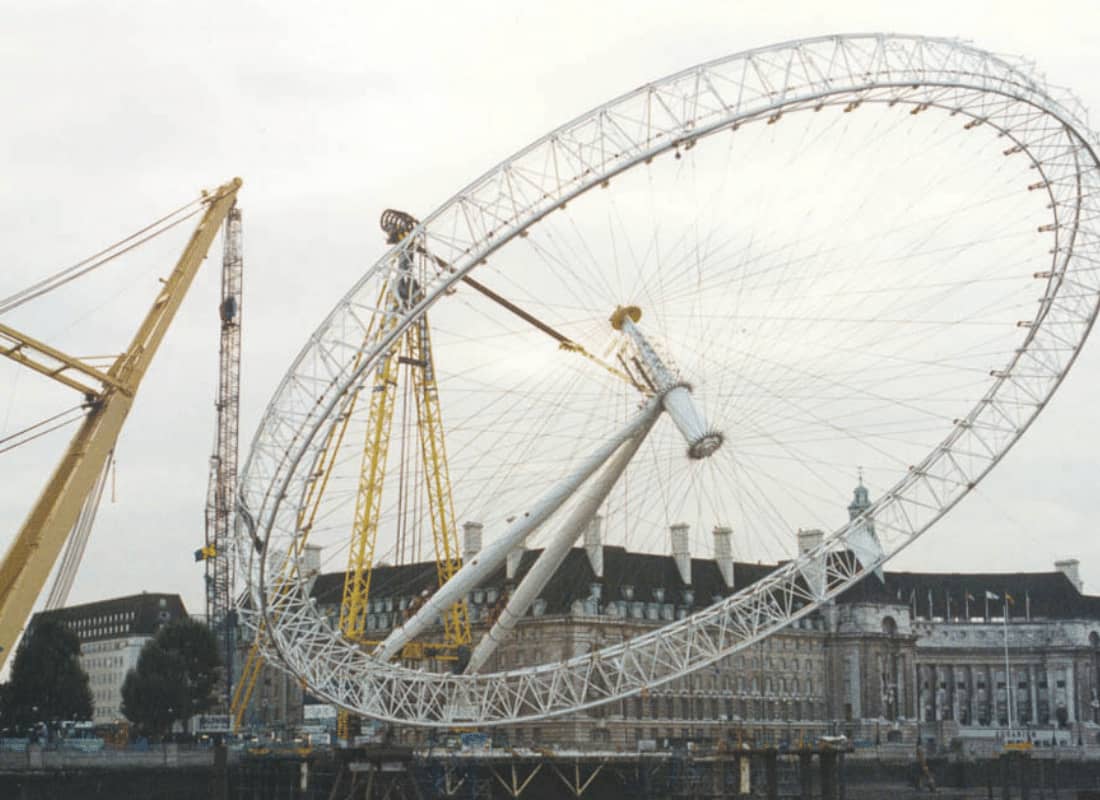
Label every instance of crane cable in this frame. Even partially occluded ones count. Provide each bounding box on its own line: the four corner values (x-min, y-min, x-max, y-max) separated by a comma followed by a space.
0, 197, 205, 316
0, 403, 87, 455
45, 449, 113, 610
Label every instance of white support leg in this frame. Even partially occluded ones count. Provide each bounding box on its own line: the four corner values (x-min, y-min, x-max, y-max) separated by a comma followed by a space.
464, 410, 657, 674
373, 397, 662, 662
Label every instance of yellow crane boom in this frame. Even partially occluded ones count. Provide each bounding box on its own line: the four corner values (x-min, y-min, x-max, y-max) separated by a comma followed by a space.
409, 314, 470, 647
0, 178, 242, 670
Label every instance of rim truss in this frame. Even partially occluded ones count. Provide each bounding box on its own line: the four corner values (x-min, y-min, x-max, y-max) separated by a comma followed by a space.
236, 34, 1100, 727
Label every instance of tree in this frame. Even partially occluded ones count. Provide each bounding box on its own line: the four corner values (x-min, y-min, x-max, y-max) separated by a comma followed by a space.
121, 618, 220, 737
1, 619, 92, 729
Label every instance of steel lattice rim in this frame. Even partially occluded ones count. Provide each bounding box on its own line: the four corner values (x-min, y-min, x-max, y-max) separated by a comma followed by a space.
235, 34, 1100, 727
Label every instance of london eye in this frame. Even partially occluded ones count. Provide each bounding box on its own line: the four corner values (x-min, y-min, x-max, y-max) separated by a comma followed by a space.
234, 35, 1100, 727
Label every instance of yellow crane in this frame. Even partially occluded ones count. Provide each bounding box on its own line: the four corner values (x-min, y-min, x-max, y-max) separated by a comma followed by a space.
232, 210, 470, 738
0, 178, 242, 670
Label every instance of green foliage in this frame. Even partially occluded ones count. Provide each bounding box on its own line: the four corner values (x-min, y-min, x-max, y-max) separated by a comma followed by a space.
121, 618, 220, 736
1, 619, 92, 728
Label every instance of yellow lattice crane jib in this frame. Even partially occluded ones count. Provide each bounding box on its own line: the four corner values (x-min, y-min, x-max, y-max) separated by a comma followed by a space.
0, 179, 242, 671
232, 212, 471, 740
335, 211, 471, 741
339, 329, 401, 637
409, 313, 470, 645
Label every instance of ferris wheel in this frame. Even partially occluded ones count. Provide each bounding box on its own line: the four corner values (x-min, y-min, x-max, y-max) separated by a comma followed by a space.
235, 34, 1100, 727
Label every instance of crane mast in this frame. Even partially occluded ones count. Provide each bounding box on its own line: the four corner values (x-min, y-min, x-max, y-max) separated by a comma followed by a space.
0, 179, 242, 671
202, 206, 243, 711
232, 209, 470, 739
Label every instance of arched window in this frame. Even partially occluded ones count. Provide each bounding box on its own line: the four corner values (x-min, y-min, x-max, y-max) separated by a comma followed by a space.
882, 616, 898, 635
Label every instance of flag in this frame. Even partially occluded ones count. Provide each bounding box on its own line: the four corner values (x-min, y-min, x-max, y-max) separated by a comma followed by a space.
985, 591, 999, 600
966, 592, 975, 602
1004, 592, 1015, 605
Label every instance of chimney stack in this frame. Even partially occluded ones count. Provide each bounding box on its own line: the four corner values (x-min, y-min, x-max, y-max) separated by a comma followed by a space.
798, 528, 826, 599
462, 521, 483, 565
712, 526, 734, 588
1055, 558, 1083, 592
506, 545, 524, 580
585, 515, 604, 578
670, 523, 692, 585
302, 544, 322, 593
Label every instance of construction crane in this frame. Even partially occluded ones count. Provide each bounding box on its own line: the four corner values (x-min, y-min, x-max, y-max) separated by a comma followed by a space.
230, 209, 471, 738
196, 206, 243, 715
0, 178, 242, 670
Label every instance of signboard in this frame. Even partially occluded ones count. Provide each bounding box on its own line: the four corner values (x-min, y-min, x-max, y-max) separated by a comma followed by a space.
196, 714, 230, 733
303, 704, 338, 721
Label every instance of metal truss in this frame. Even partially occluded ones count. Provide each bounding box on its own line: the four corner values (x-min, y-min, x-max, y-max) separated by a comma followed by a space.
235, 35, 1100, 726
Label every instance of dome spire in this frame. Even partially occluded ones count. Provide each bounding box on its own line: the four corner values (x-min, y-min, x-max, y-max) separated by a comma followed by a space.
848, 468, 871, 520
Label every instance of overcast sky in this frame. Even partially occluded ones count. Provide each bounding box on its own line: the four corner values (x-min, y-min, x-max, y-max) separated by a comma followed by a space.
2, 0, 1100, 650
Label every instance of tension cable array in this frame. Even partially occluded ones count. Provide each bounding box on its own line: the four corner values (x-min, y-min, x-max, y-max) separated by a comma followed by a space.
0, 404, 88, 456
0, 196, 205, 316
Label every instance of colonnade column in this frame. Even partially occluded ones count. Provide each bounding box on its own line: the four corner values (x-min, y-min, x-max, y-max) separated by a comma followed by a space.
972, 664, 981, 730
1029, 665, 1038, 725
990, 664, 998, 726
1066, 664, 1076, 723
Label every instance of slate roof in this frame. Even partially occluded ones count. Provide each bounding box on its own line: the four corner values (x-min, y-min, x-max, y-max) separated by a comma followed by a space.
842, 568, 1100, 620
31, 592, 189, 643
311, 547, 1100, 622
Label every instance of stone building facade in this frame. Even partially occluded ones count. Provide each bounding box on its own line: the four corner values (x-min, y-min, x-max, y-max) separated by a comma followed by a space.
253, 483, 1100, 752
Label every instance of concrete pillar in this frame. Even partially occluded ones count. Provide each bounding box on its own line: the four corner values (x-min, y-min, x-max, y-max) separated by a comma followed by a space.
670, 523, 692, 585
